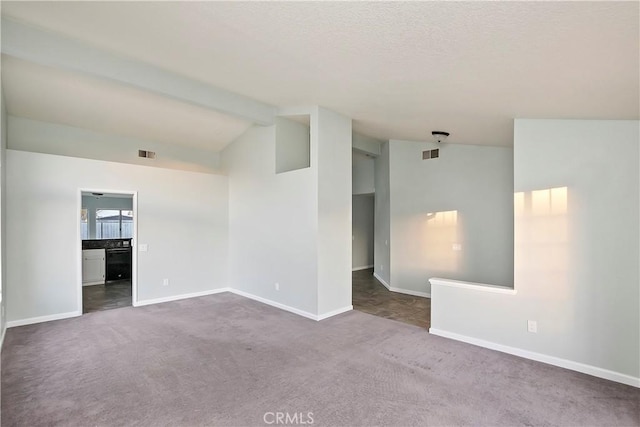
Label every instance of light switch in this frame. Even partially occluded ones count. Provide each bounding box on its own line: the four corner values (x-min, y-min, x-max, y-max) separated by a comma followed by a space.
139, 244, 148, 252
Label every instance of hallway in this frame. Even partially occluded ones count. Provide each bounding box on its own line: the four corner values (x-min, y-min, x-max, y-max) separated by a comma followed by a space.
352, 269, 431, 329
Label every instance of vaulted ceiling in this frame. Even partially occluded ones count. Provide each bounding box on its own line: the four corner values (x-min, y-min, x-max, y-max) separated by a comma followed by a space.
2, 1, 638, 151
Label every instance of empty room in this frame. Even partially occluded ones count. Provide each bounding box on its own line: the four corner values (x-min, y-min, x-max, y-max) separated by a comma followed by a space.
1, 2, 638, 426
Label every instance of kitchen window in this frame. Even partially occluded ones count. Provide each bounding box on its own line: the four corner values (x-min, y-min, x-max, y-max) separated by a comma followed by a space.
96, 209, 133, 239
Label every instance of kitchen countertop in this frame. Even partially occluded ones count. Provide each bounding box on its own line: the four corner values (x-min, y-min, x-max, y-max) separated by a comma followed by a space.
82, 239, 132, 250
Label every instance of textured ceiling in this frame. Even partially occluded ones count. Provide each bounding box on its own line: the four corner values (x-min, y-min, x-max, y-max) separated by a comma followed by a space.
2, 1, 638, 148
2, 56, 251, 152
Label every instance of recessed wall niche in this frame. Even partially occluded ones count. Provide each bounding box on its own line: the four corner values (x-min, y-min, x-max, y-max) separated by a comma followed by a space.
275, 115, 310, 174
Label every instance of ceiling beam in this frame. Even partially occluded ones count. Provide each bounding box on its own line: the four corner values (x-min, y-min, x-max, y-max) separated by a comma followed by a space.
1, 18, 276, 125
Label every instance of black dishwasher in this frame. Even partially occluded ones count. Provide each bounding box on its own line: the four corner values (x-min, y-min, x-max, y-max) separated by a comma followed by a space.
105, 247, 132, 282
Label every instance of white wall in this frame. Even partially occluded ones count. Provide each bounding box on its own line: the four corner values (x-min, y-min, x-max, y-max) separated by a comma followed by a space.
223, 107, 352, 318
6, 150, 228, 322
374, 142, 391, 285
223, 124, 319, 314
389, 140, 514, 294
8, 116, 221, 174
431, 119, 640, 385
315, 107, 352, 315
353, 132, 382, 156
352, 151, 375, 195
81, 195, 133, 239
352, 194, 374, 270
0, 89, 7, 341
82, 195, 133, 211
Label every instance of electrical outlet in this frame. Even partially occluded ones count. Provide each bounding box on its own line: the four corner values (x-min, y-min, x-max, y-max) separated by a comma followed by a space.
139, 244, 148, 252
275, 282, 279, 291
452, 243, 462, 251
380, 265, 384, 271
527, 320, 537, 333
163, 278, 169, 286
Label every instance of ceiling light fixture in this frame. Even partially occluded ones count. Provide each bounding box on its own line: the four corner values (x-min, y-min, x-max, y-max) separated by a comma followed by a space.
432, 131, 450, 143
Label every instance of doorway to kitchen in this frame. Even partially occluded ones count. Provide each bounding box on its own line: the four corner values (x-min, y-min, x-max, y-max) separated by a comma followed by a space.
79, 190, 137, 314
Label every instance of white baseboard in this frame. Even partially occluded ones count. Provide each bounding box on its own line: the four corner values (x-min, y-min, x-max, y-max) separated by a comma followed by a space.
352, 265, 374, 271
4, 287, 350, 329
228, 288, 317, 320
82, 281, 104, 287
373, 272, 431, 298
373, 272, 391, 289
0, 325, 6, 351
228, 289, 352, 321
7, 311, 81, 328
134, 288, 230, 307
430, 277, 516, 295
390, 287, 430, 298
317, 305, 353, 320
429, 328, 640, 388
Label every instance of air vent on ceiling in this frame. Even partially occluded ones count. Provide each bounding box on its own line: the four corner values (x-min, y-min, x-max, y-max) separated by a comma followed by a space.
138, 150, 156, 159
422, 149, 440, 160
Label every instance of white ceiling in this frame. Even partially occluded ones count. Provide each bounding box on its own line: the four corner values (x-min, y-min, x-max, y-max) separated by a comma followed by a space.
1, 56, 251, 152
2, 1, 638, 148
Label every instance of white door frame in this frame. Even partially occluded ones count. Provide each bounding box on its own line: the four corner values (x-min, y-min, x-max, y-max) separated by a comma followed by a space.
77, 188, 139, 312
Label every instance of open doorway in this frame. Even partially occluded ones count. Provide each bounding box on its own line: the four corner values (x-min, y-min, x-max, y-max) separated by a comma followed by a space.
79, 190, 137, 314
350, 150, 431, 329
352, 193, 375, 271
352, 268, 431, 328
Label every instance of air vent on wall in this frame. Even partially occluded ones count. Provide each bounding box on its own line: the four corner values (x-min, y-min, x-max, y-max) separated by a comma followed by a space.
138, 150, 156, 159
422, 149, 440, 160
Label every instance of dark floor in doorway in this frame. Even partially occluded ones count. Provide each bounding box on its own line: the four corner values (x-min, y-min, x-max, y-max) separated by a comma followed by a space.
352, 268, 431, 328
82, 281, 132, 314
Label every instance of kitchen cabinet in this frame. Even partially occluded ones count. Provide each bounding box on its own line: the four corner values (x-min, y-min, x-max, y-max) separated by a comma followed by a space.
82, 249, 105, 285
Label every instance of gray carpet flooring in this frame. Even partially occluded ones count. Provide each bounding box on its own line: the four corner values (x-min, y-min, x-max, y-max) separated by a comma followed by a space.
2, 292, 639, 426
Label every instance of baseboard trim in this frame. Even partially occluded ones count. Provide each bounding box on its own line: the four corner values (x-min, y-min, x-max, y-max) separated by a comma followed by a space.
317, 305, 353, 320
352, 265, 374, 271
7, 311, 82, 328
430, 277, 516, 295
82, 281, 105, 287
0, 325, 6, 351
228, 289, 317, 320
134, 288, 231, 307
228, 289, 352, 321
429, 328, 640, 388
3, 288, 350, 329
390, 287, 431, 298
373, 272, 430, 298
373, 272, 391, 289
